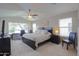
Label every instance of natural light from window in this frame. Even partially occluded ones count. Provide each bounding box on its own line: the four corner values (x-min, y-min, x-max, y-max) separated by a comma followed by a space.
8, 22, 28, 34
59, 17, 72, 37
32, 23, 37, 33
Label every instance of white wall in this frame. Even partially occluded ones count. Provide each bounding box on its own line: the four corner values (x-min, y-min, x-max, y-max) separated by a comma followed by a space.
34, 11, 78, 33
49, 11, 78, 32
35, 19, 49, 29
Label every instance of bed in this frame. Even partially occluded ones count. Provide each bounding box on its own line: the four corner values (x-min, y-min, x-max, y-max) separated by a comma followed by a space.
22, 29, 52, 50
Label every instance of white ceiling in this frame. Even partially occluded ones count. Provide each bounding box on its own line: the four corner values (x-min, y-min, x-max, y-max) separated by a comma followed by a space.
0, 3, 79, 17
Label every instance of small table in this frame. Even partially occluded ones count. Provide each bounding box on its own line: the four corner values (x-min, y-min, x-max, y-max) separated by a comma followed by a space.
50, 34, 60, 44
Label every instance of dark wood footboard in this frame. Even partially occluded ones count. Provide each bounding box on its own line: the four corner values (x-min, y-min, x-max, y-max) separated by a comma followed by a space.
22, 37, 50, 50
22, 37, 36, 50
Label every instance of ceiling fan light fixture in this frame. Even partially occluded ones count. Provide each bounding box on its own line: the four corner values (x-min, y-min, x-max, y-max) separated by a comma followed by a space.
28, 15, 32, 19
26, 9, 38, 21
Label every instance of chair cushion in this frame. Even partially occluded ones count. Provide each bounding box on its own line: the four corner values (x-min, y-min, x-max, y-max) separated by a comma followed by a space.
63, 39, 69, 43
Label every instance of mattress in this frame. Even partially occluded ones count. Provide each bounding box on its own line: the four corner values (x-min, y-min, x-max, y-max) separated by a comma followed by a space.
23, 32, 51, 47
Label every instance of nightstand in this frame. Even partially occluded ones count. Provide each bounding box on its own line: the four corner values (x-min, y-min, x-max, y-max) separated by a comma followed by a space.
50, 34, 60, 44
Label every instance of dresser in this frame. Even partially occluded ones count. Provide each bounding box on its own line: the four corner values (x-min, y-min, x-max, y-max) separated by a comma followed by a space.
0, 36, 11, 56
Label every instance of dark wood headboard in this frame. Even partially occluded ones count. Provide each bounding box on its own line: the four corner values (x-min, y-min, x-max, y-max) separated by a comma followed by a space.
47, 29, 52, 33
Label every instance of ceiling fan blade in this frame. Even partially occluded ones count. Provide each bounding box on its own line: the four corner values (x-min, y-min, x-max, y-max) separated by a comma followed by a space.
32, 14, 38, 16
27, 9, 38, 17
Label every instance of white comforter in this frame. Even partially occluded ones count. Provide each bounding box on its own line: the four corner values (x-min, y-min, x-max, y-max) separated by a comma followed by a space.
23, 31, 51, 47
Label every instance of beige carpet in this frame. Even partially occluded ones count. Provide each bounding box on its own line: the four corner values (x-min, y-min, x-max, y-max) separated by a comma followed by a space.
11, 40, 76, 56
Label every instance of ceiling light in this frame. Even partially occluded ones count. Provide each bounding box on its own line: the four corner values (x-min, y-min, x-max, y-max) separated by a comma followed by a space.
28, 15, 32, 19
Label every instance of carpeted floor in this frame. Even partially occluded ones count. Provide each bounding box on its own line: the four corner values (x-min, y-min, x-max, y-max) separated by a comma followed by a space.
11, 40, 76, 56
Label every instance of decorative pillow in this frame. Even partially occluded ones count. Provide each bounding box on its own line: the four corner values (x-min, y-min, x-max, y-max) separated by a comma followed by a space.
35, 30, 48, 34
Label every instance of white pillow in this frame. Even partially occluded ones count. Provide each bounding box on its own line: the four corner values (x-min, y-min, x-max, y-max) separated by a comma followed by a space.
35, 30, 48, 34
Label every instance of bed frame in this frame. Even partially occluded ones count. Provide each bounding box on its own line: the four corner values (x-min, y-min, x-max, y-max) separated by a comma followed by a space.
22, 37, 51, 50
22, 28, 52, 50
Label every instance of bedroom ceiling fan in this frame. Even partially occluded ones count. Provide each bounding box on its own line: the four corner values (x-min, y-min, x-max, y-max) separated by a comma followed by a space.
27, 9, 38, 19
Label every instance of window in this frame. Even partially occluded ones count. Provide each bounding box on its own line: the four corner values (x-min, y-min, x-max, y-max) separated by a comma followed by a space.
8, 22, 28, 34
59, 18, 72, 37
32, 23, 37, 33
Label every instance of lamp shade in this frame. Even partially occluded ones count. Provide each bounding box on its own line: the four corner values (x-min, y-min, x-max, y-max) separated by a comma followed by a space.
53, 27, 60, 35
